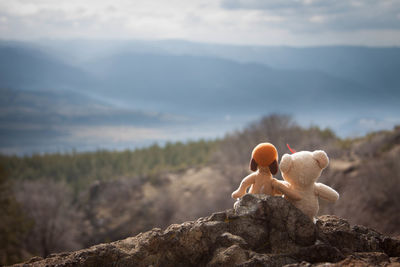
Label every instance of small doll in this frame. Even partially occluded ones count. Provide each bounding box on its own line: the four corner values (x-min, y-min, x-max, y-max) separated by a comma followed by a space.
231, 143, 282, 199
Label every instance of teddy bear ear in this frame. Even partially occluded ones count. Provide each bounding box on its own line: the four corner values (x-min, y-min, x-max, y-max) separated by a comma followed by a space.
312, 150, 329, 169
279, 154, 292, 173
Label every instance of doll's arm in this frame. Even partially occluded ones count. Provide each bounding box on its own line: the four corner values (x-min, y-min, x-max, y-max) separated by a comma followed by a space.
232, 174, 256, 199
314, 183, 339, 202
272, 180, 302, 201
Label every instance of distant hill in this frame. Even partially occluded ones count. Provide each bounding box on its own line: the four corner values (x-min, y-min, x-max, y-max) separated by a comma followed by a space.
82, 51, 381, 115
0, 42, 92, 91
103, 40, 400, 92
35, 39, 400, 91
2, 41, 396, 115
0, 88, 183, 154
1, 40, 399, 153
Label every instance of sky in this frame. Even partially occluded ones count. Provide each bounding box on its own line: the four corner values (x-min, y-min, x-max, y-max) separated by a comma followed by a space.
1, 0, 400, 46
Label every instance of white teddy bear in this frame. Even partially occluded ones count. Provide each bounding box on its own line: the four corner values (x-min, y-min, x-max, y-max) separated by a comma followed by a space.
272, 150, 339, 221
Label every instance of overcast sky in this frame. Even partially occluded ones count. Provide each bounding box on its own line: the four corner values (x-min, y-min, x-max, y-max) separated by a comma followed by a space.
1, 0, 400, 46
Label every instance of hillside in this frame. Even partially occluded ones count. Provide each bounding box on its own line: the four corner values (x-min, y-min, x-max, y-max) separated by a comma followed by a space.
318, 126, 400, 235
1, 139, 217, 194
1, 115, 399, 265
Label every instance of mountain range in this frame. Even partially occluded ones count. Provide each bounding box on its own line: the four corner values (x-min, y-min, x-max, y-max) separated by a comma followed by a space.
1, 39, 399, 154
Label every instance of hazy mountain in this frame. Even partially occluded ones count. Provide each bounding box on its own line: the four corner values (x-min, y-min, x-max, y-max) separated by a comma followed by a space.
1, 40, 399, 153
1, 42, 390, 115
0, 88, 186, 154
101, 40, 400, 92
0, 87, 181, 126
84, 52, 367, 115
34, 39, 400, 92
0, 42, 94, 91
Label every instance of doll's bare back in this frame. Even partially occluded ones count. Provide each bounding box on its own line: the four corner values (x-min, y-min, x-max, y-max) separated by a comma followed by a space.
231, 143, 280, 199
232, 168, 281, 199
249, 171, 275, 195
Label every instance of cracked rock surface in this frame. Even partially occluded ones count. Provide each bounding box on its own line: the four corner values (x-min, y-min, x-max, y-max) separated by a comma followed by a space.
12, 194, 400, 267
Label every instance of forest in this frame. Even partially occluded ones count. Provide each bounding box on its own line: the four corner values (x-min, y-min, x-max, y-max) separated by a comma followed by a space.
0, 140, 218, 195
1, 114, 399, 265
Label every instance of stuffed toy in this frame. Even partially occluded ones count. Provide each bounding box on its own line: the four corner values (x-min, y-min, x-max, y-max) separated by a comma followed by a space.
231, 143, 282, 199
272, 149, 339, 221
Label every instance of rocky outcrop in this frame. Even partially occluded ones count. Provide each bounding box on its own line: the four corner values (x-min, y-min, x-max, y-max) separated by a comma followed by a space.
13, 194, 400, 267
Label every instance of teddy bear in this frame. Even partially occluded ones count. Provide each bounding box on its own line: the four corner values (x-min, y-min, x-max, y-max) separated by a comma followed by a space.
272, 150, 339, 221
231, 143, 283, 199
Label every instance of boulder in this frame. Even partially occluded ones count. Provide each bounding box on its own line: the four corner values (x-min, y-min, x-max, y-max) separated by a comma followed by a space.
12, 194, 400, 267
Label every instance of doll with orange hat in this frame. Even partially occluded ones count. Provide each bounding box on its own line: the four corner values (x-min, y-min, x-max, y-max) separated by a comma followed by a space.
231, 143, 282, 199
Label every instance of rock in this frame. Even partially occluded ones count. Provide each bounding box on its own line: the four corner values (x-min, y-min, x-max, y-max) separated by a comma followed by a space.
231, 194, 316, 252
11, 194, 400, 267
316, 215, 387, 254
208, 244, 249, 266
383, 236, 400, 257
25, 256, 43, 263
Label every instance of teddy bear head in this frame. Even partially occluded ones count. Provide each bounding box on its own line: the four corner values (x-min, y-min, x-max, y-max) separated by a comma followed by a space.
279, 150, 329, 187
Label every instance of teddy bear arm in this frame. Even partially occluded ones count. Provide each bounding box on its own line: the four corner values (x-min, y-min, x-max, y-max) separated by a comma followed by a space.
271, 178, 283, 196
272, 180, 302, 201
231, 174, 256, 199
272, 186, 283, 196
314, 183, 339, 202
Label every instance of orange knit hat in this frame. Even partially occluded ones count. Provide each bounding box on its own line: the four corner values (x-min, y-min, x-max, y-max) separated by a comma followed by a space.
251, 143, 278, 167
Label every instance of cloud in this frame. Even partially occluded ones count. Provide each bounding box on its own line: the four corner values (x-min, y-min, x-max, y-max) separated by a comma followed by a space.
0, 0, 218, 40
0, 0, 400, 46
221, 0, 341, 11
221, 0, 400, 32
222, 0, 308, 10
